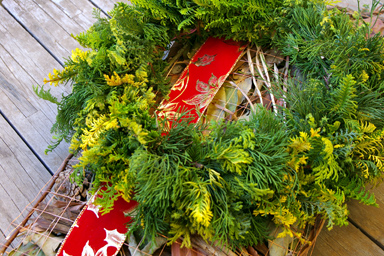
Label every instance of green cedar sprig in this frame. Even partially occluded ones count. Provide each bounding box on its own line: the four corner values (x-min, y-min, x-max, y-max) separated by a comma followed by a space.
33, 0, 384, 250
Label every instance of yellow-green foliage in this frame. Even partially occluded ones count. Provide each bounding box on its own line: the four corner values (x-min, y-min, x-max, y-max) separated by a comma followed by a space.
35, 0, 384, 250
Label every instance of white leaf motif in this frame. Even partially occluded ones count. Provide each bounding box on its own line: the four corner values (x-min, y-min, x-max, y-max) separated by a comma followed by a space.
82, 241, 95, 256
87, 196, 101, 218
104, 228, 126, 248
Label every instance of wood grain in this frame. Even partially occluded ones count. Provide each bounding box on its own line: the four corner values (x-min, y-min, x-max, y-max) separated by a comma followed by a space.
2, 0, 93, 60
312, 222, 384, 256
40, 0, 97, 32
89, 0, 117, 12
2, 0, 72, 60
90, 0, 131, 13
0, 90, 68, 170
347, 183, 384, 246
1, 0, 384, 255
0, 179, 23, 246
0, 114, 51, 242
0, 7, 69, 170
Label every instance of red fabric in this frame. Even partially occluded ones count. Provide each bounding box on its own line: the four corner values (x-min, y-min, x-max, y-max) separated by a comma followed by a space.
57, 196, 138, 256
57, 37, 245, 256
158, 37, 247, 123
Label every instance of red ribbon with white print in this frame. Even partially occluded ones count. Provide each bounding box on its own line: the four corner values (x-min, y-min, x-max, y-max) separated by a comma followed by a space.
57, 37, 246, 256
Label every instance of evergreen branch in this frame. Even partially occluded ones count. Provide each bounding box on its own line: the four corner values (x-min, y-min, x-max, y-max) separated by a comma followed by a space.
33, 84, 59, 104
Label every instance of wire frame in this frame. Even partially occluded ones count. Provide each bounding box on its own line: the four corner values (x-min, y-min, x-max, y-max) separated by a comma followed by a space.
0, 154, 84, 256
1, 46, 323, 256
166, 44, 292, 127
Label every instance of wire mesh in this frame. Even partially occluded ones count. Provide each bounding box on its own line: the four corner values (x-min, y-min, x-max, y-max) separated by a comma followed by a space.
0, 154, 85, 256
165, 44, 292, 127
1, 45, 324, 256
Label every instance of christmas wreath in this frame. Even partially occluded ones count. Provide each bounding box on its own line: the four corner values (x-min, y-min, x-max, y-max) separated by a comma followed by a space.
36, 0, 384, 254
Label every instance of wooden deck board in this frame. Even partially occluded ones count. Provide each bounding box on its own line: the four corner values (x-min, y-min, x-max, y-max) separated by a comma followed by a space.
313, 221, 384, 255
0, 179, 23, 245
0, 42, 57, 121
0, 60, 37, 118
3, 0, 83, 60
91, 0, 131, 13
313, 184, 384, 255
0, 20, 69, 168
0, 113, 51, 189
33, 0, 95, 36
90, 0, 119, 13
50, 0, 100, 30
0, 90, 68, 170
1, 0, 384, 255
347, 184, 384, 246
0, 114, 51, 243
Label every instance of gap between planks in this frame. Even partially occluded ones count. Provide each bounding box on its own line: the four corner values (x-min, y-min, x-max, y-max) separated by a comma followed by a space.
0, 5, 69, 176
0, 0, 128, 174
313, 221, 384, 256
3, 0, 384, 255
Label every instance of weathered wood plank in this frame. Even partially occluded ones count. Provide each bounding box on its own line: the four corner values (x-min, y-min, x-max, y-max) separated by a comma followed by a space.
0, 230, 6, 248
0, 42, 58, 121
312, 222, 384, 256
0, 179, 23, 246
39, 0, 98, 32
31, 0, 88, 37
0, 116, 50, 190
2, 0, 71, 60
90, 0, 131, 13
0, 163, 26, 214
0, 6, 68, 94
89, 0, 117, 12
0, 8, 68, 170
0, 90, 68, 170
2, 0, 90, 60
347, 183, 384, 246
336, 0, 382, 14
0, 59, 38, 119
0, 34, 69, 169
0, 114, 51, 241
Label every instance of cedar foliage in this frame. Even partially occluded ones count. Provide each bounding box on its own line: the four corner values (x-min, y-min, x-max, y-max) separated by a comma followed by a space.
130, 0, 312, 45
36, 0, 384, 250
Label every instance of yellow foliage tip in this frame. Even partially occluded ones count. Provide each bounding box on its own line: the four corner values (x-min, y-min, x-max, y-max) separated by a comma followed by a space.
69, 137, 81, 152
43, 68, 63, 86
104, 71, 136, 86
321, 138, 334, 158
360, 121, 376, 134
288, 132, 312, 154
71, 48, 89, 63
190, 185, 213, 227
360, 70, 369, 83
276, 228, 293, 239
310, 128, 321, 138
325, 0, 341, 6
298, 156, 308, 165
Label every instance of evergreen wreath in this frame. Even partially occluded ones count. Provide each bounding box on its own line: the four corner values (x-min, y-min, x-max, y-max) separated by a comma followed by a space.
36, 0, 384, 252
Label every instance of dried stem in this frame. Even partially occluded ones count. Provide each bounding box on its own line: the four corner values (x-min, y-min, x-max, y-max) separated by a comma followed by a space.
229, 81, 255, 113
0, 154, 74, 255
258, 51, 277, 114
247, 47, 263, 105
165, 43, 189, 74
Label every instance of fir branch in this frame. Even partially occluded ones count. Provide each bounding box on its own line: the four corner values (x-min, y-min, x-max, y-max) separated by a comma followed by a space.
33, 84, 59, 104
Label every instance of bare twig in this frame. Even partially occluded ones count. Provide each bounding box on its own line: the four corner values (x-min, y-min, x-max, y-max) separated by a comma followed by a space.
229, 81, 255, 113
247, 47, 263, 105
0, 154, 74, 255
258, 51, 277, 114
165, 43, 189, 75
